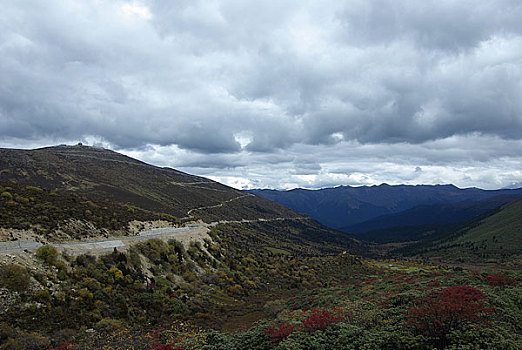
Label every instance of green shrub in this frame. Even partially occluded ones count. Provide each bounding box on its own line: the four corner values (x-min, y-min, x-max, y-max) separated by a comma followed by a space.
35, 290, 51, 303
36, 245, 58, 265
0, 191, 13, 200
25, 186, 43, 193
0, 264, 31, 292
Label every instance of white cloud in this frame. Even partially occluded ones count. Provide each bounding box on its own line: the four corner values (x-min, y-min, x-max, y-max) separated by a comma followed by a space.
1, 0, 522, 189
119, 3, 152, 20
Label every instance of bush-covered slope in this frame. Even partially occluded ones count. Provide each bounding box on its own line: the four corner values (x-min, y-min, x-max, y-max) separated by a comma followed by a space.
0, 218, 369, 349
0, 180, 178, 241
397, 197, 522, 264
344, 195, 521, 243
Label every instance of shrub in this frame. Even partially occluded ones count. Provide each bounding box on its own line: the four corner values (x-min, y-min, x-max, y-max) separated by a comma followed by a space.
36, 290, 52, 302
25, 186, 43, 193
47, 340, 76, 350
0, 264, 31, 292
485, 273, 517, 286
36, 245, 58, 265
151, 343, 185, 350
0, 191, 13, 200
264, 321, 296, 343
138, 239, 169, 264
302, 308, 346, 332
407, 285, 493, 346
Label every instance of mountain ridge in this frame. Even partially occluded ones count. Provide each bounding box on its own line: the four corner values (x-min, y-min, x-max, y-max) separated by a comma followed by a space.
249, 184, 522, 230
343, 193, 522, 238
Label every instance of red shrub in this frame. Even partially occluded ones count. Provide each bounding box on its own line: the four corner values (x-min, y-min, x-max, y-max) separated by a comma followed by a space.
264, 321, 296, 343
151, 343, 185, 350
146, 328, 166, 337
301, 308, 345, 332
485, 273, 517, 286
427, 280, 441, 288
47, 341, 76, 350
404, 276, 417, 283
407, 285, 493, 344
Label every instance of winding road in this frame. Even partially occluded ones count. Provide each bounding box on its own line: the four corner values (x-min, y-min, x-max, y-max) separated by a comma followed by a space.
185, 193, 255, 217
0, 217, 307, 256
0, 188, 306, 256
0, 226, 206, 254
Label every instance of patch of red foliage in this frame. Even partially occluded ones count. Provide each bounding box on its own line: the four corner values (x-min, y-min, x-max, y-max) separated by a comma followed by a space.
427, 280, 441, 288
151, 343, 185, 350
407, 285, 493, 340
302, 307, 346, 332
264, 321, 296, 343
485, 273, 517, 286
146, 328, 166, 337
47, 341, 76, 350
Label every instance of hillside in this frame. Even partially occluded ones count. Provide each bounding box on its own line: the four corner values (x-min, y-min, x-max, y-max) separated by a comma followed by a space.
249, 184, 522, 230
0, 145, 298, 223
344, 194, 521, 241
396, 197, 522, 264
0, 179, 178, 242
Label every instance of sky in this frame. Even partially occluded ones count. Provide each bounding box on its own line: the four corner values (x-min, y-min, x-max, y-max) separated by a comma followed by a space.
1, 0, 522, 190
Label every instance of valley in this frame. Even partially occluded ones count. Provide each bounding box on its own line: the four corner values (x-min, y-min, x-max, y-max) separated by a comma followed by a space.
0, 146, 520, 350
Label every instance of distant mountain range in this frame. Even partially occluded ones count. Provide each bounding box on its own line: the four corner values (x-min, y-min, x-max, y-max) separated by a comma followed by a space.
248, 185, 522, 238
503, 181, 522, 189
343, 194, 521, 238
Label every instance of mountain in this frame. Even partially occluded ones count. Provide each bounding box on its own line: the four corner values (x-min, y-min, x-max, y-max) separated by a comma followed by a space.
396, 197, 522, 263
0, 145, 363, 250
343, 194, 521, 241
503, 181, 522, 189
249, 184, 522, 230
0, 145, 298, 223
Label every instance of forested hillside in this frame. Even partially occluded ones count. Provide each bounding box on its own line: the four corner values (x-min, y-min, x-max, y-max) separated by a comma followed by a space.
250, 185, 522, 231
397, 197, 522, 265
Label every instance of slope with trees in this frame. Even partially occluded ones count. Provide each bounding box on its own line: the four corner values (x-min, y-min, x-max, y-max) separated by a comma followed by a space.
250, 184, 522, 230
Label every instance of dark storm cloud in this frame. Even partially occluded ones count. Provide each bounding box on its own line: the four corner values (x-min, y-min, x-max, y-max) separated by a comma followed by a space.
1, 0, 522, 188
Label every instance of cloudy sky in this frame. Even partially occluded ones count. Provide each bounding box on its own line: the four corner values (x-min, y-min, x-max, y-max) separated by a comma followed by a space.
1, 0, 522, 190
